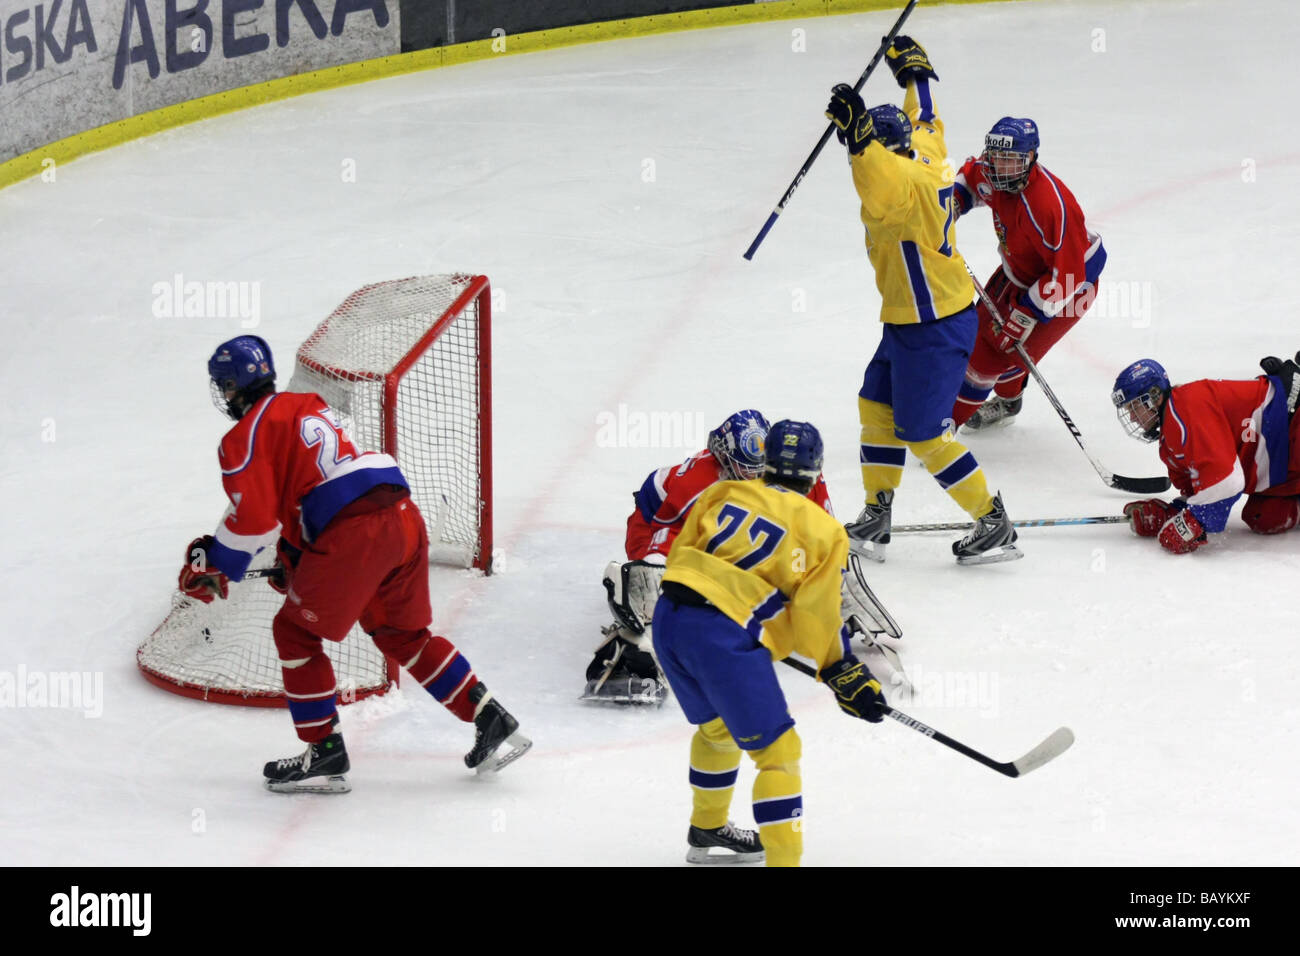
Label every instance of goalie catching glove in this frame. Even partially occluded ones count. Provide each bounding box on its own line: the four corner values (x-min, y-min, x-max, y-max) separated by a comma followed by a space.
178, 535, 228, 603
820, 655, 886, 723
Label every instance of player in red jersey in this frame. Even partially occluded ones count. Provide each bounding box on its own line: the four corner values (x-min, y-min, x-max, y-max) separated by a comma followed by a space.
177, 336, 529, 791
950, 117, 1107, 430
585, 410, 834, 704
1112, 356, 1300, 554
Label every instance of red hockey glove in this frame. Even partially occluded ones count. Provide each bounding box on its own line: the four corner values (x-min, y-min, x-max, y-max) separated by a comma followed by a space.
265, 537, 301, 596
1123, 499, 1178, 537
178, 535, 229, 603
994, 308, 1037, 353
1158, 509, 1207, 554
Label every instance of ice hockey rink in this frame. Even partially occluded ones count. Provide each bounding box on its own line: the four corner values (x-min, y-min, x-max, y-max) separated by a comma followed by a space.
2, 0, 1297, 867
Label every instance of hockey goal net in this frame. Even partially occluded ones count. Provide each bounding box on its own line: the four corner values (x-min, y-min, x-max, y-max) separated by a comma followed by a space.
138, 274, 493, 707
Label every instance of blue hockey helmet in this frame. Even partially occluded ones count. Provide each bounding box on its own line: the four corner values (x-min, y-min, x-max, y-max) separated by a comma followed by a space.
866, 104, 912, 154
1111, 359, 1170, 443
209, 335, 276, 420
763, 420, 824, 490
982, 116, 1039, 192
708, 409, 770, 480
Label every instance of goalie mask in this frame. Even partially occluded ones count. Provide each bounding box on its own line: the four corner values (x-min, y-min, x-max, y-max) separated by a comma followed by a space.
708, 409, 770, 480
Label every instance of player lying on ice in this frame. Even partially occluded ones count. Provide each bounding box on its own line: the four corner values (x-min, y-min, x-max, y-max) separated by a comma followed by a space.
177, 335, 530, 792
950, 116, 1107, 431
652, 420, 888, 867
1113, 353, 1300, 554
585, 409, 832, 704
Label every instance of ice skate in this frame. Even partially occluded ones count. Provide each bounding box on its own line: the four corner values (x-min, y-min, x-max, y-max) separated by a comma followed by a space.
962, 394, 1022, 432
845, 490, 893, 563
263, 732, 351, 794
581, 625, 668, 706
465, 683, 532, 775
686, 822, 764, 865
953, 492, 1023, 565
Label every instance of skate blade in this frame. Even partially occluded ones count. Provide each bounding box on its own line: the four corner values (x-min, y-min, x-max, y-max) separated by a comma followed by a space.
475, 732, 533, 776
685, 846, 765, 865
955, 543, 1024, 566
849, 539, 887, 563
580, 679, 667, 707
264, 774, 351, 794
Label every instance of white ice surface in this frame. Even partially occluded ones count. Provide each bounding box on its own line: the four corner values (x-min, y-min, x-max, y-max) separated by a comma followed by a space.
2, 0, 1297, 866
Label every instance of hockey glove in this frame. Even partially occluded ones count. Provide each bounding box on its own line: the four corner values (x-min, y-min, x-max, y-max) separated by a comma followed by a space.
266, 536, 302, 596
994, 308, 1037, 353
1158, 509, 1207, 554
1123, 498, 1182, 537
1260, 351, 1300, 414
883, 35, 939, 88
820, 655, 886, 723
178, 535, 229, 603
825, 84, 876, 156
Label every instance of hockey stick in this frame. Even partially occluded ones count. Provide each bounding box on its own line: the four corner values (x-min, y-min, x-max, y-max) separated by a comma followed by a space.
742, 0, 919, 260
893, 515, 1128, 533
780, 657, 1074, 778
965, 265, 1171, 494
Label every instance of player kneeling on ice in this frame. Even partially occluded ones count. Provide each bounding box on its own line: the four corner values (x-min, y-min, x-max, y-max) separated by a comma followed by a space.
652, 420, 886, 867
950, 117, 1106, 432
177, 336, 529, 792
586, 409, 834, 705
1112, 354, 1300, 554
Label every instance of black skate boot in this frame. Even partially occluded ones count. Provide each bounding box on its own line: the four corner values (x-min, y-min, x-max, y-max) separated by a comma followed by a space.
953, 492, 1023, 565
686, 822, 765, 865
465, 683, 532, 775
264, 732, 351, 794
963, 394, 1023, 432
845, 490, 893, 563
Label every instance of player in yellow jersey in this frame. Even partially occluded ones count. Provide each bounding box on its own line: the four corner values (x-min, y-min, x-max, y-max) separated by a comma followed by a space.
826, 36, 1021, 565
652, 420, 887, 867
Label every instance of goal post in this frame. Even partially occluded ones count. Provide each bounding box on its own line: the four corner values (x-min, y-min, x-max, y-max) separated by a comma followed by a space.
138, 274, 493, 707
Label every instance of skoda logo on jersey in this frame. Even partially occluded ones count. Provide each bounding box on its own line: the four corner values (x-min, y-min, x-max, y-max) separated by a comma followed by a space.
977, 181, 993, 199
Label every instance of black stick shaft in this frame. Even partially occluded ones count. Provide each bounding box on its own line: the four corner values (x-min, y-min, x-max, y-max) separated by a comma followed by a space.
742, 0, 920, 260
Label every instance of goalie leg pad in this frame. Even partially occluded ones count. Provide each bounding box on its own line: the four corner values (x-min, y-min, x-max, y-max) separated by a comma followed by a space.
602, 559, 666, 634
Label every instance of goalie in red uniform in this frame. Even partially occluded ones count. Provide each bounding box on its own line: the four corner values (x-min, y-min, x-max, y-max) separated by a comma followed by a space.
586, 409, 833, 705
177, 335, 529, 791
1113, 355, 1300, 554
950, 117, 1107, 431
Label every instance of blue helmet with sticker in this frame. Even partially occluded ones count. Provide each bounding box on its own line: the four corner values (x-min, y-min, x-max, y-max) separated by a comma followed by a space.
1112, 358, 1170, 443
982, 116, 1039, 192
867, 104, 912, 154
208, 335, 276, 420
763, 420, 824, 490
708, 409, 770, 480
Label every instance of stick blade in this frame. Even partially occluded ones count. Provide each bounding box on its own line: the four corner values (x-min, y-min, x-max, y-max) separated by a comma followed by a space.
1009, 727, 1075, 777
1109, 474, 1172, 493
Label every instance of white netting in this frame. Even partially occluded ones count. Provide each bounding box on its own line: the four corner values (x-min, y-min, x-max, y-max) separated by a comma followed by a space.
138, 552, 388, 704
291, 274, 486, 568
139, 275, 489, 706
